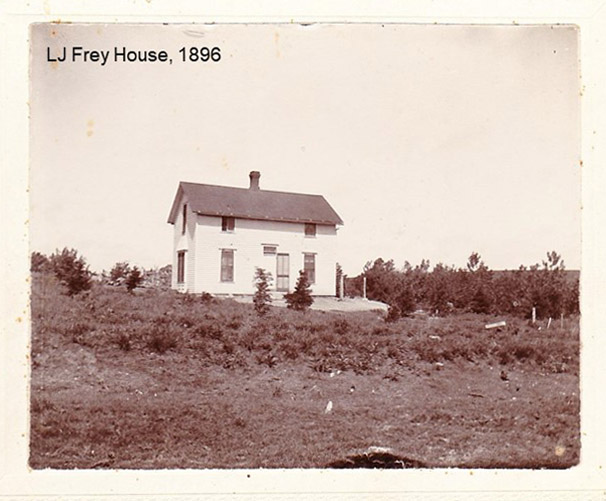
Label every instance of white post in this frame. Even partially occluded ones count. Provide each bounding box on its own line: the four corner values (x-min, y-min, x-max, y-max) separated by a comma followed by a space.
532, 307, 536, 324
339, 273, 344, 300
363, 276, 367, 299
560, 313, 564, 329
547, 317, 552, 329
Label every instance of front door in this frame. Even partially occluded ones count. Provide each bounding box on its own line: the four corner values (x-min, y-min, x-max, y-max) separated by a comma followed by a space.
276, 253, 290, 292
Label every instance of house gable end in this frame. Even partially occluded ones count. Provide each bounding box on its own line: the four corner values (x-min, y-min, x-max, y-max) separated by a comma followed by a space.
167, 184, 185, 224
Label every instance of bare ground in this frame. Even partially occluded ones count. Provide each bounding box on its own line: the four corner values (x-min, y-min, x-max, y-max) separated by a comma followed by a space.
231, 295, 389, 312
29, 278, 579, 469
30, 342, 579, 469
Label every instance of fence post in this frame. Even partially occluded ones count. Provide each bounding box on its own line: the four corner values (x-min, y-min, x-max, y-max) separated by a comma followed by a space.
532, 307, 536, 324
339, 273, 344, 300
363, 276, 367, 299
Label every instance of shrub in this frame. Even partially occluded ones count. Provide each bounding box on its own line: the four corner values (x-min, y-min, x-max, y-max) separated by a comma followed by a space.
146, 326, 178, 353
31, 251, 50, 272
385, 305, 401, 323
253, 267, 272, 316
109, 262, 130, 285
125, 267, 143, 292
333, 318, 350, 335
195, 321, 223, 340
284, 270, 313, 311
49, 248, 93, 296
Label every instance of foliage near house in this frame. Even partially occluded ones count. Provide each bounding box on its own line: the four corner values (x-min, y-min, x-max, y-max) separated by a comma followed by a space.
109, 262, 131, 285
253, 267, 272, 316
284, 270, 314, 311
125, 267, 143, 292
356, 251, 578, 320
34, 248, 93, 296
29, 266, 580, 469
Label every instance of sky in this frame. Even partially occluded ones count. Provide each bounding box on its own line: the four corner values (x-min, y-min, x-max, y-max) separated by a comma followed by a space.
29, 23, 581, 276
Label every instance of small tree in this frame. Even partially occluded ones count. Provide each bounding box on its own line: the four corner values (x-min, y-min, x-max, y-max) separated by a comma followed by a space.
49, 248, 92, 296
109, 261, 131, 285
253, 267, 273, 316
125, 266, 143, 292
284, 270, 314, 311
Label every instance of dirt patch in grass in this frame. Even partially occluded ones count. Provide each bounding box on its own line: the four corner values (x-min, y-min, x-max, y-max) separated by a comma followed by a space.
29, 274, 580, 469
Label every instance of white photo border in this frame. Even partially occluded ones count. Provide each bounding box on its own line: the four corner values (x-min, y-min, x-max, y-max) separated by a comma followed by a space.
1, 1, 605, 499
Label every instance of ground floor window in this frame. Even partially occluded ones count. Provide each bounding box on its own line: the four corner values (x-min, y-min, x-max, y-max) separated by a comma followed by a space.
221, 249, 234, 282
177, 251, 186, 283
304, 253, 316, 284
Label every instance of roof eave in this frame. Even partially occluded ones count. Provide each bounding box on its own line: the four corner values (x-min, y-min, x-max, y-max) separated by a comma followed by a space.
167, 184, 185, 224
194, 211, 341, 226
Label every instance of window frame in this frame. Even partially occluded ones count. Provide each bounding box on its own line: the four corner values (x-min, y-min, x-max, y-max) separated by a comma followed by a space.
177, 250, 186, 283
182, 203, 187, 235
304, 223, 316, 237
220, 249, 235, 283
221, 216, 235, 232
303, 253, 316, 284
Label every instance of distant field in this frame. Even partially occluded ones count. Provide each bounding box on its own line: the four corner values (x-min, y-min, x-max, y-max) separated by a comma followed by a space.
29, 273, 580, 469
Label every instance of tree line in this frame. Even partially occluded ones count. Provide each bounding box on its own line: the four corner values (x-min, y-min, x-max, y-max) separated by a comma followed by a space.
31, 247, 579, 321
31, 249, 172, 295
344, 251, 579, 320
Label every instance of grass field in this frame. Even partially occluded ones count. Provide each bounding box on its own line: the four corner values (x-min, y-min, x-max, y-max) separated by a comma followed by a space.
29, 273, 580, 469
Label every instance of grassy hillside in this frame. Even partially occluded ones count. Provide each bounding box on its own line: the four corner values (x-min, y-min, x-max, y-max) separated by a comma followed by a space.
30, 272, 580, 469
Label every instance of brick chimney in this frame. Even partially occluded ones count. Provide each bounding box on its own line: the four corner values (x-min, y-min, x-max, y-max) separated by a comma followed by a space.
249, 171, 260, 190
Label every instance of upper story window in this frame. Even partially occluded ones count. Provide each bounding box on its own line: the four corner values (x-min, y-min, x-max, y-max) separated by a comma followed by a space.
182, 204, 187, 235
222, 216, 235, 232
304, 223, 316, 237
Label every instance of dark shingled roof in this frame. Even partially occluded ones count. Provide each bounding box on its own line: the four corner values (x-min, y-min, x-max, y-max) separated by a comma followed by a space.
168, 181, 343, 226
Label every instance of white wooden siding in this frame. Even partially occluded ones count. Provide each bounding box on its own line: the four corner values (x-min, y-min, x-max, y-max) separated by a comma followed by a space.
192, 215, 338, 295
171, 193, 196, 292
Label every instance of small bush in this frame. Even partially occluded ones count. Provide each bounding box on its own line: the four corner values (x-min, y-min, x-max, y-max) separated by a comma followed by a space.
385, 305, 401, 323
49, 248, 93, 296
125, 267, 143, 292
333, 318, 350, 335
195, 321, 223, 340
284, 270, 313, 311
109, 262, 130, 285
253, 268, 273, 316
146, 326, 178, 354
279, 340, 300, 360
179, 293, 196, 305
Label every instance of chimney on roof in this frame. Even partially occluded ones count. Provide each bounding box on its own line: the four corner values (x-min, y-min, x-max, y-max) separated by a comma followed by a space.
249, 171, 260, 191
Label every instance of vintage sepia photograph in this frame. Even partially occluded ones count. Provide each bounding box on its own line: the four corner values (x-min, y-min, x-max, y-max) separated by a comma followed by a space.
28, 23, 581, 470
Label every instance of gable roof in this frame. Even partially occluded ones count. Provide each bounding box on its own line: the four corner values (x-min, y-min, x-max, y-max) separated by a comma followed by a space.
167, 181, 343, 226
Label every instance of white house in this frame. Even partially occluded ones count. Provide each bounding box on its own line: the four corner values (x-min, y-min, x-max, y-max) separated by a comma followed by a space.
167, 171, 343, 295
